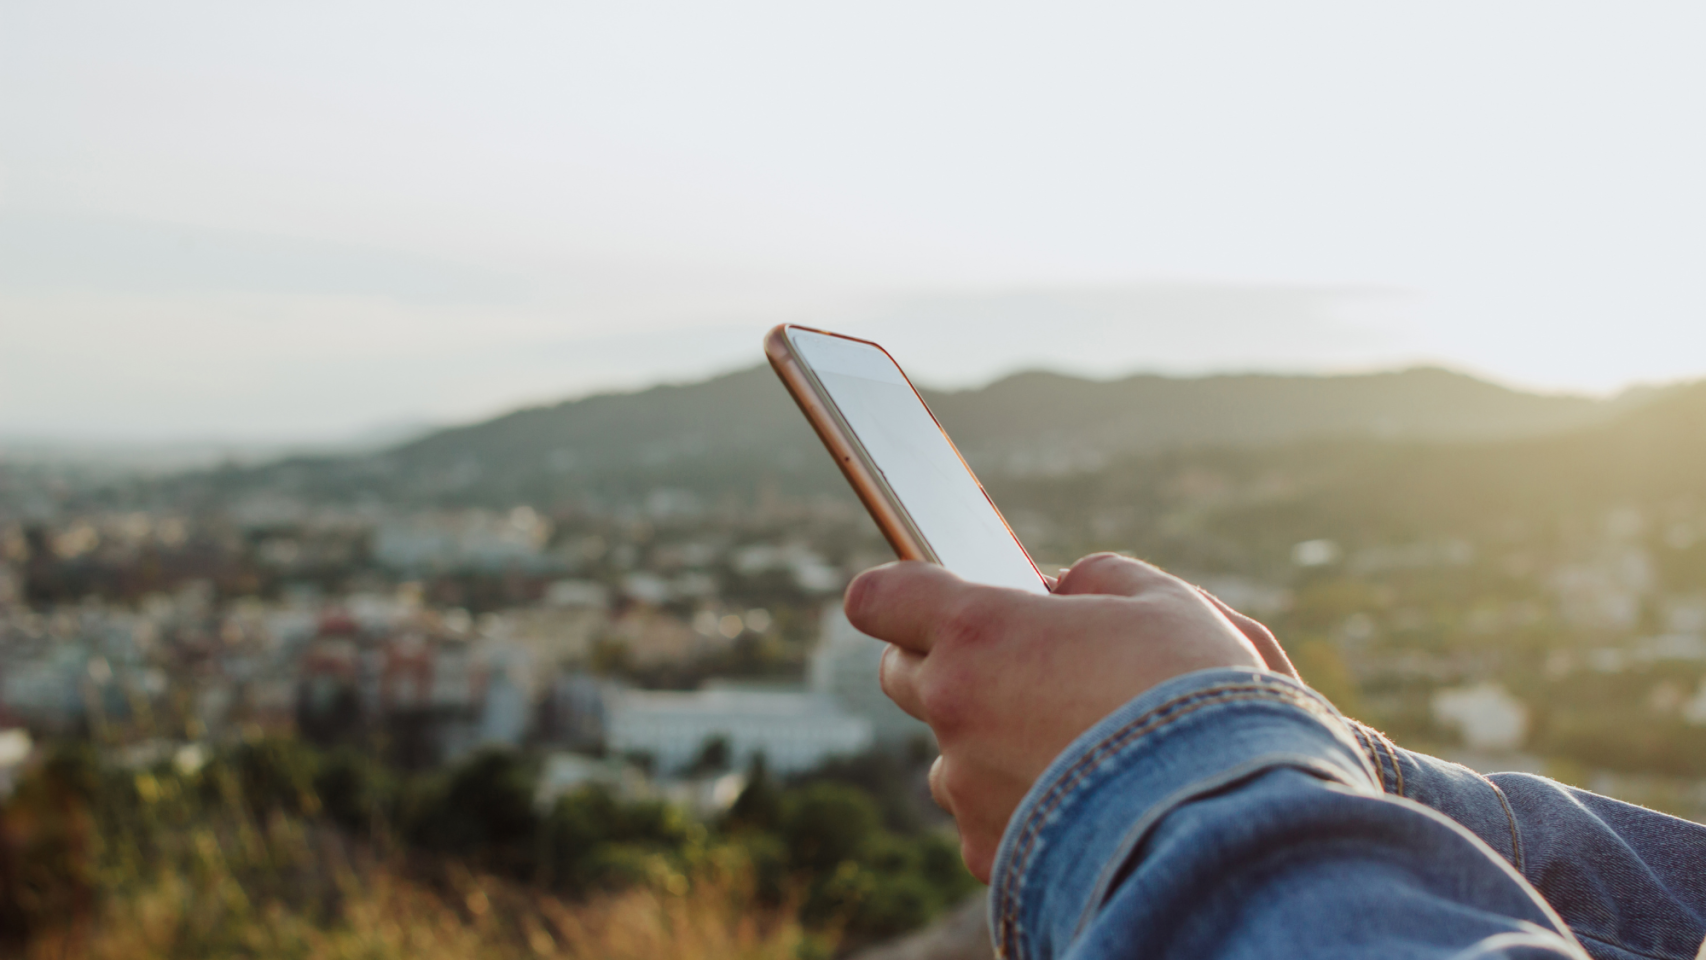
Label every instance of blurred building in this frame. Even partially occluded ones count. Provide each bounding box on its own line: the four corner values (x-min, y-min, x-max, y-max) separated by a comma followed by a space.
372, 508, 554, 572
0, 728, 31, 798
1433, 682, 1529, 752
537, 672, 607, 749
605, 683, 871, 776
533, 752, 649, 810
810, 606, 932, 749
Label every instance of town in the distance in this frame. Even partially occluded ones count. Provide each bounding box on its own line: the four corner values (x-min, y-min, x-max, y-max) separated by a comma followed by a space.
0, 491, 922, 805
4, 361, 1706, 951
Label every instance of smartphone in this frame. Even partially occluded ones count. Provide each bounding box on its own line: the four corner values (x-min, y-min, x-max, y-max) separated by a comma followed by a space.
764, 324, 1049, 594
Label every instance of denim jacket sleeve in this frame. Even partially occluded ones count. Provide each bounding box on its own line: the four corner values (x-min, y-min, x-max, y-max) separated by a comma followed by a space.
1349, 720, 1706, 960
988, 669, 1591, 960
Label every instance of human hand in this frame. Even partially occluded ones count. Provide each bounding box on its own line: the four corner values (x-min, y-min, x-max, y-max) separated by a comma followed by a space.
1196, 587, 1300, 683
844, 552, 1276, 882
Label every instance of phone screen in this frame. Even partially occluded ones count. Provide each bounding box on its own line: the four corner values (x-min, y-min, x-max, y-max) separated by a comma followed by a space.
788, 328, 1047, 594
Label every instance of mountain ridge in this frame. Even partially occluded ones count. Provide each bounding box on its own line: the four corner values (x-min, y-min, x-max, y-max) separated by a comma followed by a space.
148, 363, 1683, 511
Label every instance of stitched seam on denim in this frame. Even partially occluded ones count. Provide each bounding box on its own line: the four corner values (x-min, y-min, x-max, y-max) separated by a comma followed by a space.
998, 685, 1306, 956
1067, 755, 1366, 943
1351, 726, 1392, 791
1483, 776, 1525, 874
994, 680, 1343, 959
1370, 726, 1406, 796
1389, 738, 1406, 795
1348, 723, 1381, 787
1378, 733, 1405, 791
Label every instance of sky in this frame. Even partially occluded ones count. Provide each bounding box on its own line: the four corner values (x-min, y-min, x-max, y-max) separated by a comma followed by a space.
2, 2, 1703, 443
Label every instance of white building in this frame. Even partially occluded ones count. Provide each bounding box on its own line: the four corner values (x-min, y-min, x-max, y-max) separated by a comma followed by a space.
372, 508, 552, 572
533, 753, 650, 810
0, 729, 32, 798
477, 658, 531, 747
1681, 679, 1706, 727
1433, 682, 1529, 752
605, 684, 871, 776
810, 606, 932, 748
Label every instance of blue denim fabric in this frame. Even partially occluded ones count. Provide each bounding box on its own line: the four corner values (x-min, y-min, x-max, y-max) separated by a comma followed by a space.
1353, 723, 1706, 960
989, 669, 1706, 960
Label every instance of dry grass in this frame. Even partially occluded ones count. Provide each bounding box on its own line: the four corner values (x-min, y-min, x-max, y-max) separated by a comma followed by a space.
14, 804, 818, 960
28, 860, 815, 960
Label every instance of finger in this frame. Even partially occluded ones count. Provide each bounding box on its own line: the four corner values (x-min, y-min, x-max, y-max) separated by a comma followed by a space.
1198, 589, 1300, 681
844, 561, 988, 654
878, 644, 928, 721
1053, 552, 1173, 597
928, 755, 954, 814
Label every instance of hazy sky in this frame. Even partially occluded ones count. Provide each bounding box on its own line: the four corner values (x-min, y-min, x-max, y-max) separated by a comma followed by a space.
2, 2, 1703, 441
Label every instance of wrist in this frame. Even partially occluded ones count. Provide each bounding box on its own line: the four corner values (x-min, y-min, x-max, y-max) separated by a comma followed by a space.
988, 668, 1380, 960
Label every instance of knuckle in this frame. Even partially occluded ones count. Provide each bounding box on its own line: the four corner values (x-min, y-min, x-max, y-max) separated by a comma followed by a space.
1065, 552, 1144, 593
940, 758, 978, 801
877, 644, 899, 697
878, 645, 917, 706
916, 662, 973, 734
1075, 550, 1122, 572
1135, 588, 1195, 622
842, 568, 885, 627
936, 595, 1000, 650
934, 763, 975, 808
928, 757, 953, 812
929, 754, 978, 816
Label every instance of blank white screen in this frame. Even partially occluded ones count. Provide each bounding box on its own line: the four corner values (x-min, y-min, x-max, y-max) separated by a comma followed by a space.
790, 329, 1045, 594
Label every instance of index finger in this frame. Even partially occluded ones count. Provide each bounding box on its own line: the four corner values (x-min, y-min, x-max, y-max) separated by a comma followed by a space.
1198, 588, 1300, 682
844, 561, 978, 654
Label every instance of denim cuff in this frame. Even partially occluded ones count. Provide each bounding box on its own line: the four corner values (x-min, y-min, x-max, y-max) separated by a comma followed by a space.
987, 668, 1381, 960
1347, 720, 1524, 872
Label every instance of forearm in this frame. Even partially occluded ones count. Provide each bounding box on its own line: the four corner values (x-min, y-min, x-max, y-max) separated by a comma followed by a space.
1350, 722, 1706, 960
990, 669, 1584, 960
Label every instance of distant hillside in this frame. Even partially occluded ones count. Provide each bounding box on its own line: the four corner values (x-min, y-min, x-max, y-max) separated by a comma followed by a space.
152, 364, 1663, 511
977, 379, 1706, 571
928, 366, 1624, 475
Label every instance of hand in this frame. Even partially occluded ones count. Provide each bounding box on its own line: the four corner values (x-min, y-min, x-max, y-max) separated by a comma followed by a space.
844, 552, 1282, 882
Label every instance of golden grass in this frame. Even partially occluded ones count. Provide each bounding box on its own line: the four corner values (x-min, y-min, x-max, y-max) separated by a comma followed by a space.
30, 861, 814, 960
16, 805, 818, 960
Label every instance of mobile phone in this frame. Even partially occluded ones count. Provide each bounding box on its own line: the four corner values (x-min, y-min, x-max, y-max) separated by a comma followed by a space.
764, 324, 1049, 594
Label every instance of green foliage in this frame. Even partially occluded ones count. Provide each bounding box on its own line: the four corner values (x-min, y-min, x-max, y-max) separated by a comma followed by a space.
0, 744, 99, 945
542, 784, 699, 893
780, 782, 879, 875
843, 869, 939, 942
315, 745, 396, 834
736, 831, 790, 906
761, 780, 975, 949
231, 736, 321, 817
689, 735, 731, 775
724, 755, 783, 833
3, 734, 980, 956
401, 748, 539, 871
916, 831, 975, 894
794, 749, 931, 834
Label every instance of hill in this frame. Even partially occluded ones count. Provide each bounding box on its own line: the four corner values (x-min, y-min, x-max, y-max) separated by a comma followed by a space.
975, 380, 1706, 573
152, 364, 1658, 510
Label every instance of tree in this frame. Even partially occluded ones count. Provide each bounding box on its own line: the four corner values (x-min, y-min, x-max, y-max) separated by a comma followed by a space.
687, 735, 731, 776
725, 754, 781, 833
781, 782, 878, 875
232, 737, 320, 817
402, 749, 538, 874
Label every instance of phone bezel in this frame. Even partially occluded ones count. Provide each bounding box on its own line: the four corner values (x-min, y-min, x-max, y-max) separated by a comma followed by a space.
763, 323, 1047, 590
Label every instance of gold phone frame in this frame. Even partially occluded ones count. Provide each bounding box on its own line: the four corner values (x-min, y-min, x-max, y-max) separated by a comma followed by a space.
763, 323, 1045, 587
